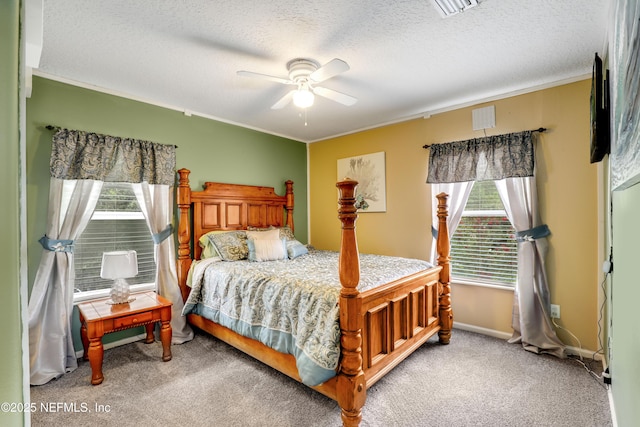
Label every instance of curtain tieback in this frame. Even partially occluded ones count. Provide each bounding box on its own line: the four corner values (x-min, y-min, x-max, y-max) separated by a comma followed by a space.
39, 235, 74, 252
515, 224, 550, 242
152, 224, 173, 244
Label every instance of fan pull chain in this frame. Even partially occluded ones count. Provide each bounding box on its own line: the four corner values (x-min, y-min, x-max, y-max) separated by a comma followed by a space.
299, 109, 309, 126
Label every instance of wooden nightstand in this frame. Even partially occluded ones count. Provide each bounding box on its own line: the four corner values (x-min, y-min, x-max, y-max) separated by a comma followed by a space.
77, 291, 172, 385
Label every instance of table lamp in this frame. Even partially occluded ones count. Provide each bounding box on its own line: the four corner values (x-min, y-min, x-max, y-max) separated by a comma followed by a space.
101, 250, 138, 304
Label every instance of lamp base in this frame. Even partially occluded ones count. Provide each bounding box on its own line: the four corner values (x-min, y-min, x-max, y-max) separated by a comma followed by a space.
108, 278, 134, 304
106, 297, 136, 305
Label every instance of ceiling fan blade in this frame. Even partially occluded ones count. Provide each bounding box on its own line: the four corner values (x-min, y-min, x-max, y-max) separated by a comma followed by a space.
312, 86, 357, 106
237, 70, 292, 85
309, 58, 350, 83
271, 90, 295, 109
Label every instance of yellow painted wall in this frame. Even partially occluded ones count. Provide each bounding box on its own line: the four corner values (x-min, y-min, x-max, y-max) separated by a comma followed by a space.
309, 80, 600, 350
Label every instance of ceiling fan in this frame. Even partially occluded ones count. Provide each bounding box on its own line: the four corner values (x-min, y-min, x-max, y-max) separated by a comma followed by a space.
237, 58, 357, 109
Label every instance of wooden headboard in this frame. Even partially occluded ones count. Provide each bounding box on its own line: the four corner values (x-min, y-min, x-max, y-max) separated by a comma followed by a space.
176, 168, 294, 300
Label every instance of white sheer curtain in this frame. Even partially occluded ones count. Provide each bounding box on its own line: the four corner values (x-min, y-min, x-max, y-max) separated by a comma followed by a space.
429, 182, 474, 263
133, 182, 193, 343
495, 177, 565, 357
28, 178, 103, 385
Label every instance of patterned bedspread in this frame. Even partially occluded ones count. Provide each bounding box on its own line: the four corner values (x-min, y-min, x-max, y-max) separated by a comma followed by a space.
182, 249, 433, 386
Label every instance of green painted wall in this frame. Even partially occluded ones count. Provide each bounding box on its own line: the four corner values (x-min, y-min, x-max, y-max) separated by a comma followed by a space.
26, 76, 308, 348
604, 2, 640, 423
610, 178, 640, 423
0, 0, 26, 426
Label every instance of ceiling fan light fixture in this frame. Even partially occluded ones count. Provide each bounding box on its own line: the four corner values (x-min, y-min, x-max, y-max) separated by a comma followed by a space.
238, 57, 356, 109
431, 0, 478, 18
293, 87, 314, 108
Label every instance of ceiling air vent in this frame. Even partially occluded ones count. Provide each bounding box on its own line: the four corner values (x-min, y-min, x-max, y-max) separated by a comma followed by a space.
431, 0, 478, 18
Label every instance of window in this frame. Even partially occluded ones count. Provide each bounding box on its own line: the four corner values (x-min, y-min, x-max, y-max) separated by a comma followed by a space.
450, 180, 518, 287
73, 182, 156, 301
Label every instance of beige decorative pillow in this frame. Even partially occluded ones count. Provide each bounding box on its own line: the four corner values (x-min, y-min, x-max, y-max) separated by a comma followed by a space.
246, 228, 280, 241
247, 238, 287, 262
246, 225, 296, 241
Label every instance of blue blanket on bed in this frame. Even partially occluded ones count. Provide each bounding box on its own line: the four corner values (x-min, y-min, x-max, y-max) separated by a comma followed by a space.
182, 249, 432, 386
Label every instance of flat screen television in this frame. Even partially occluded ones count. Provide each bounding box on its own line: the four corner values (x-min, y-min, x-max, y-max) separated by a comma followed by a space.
590, 53, 610, 163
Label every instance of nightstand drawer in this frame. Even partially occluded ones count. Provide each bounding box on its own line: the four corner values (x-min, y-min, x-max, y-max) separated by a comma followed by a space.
113, 311, 154, 328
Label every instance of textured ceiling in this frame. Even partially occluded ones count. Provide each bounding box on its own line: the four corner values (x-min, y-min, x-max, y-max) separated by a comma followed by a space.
37, 0, 611, 142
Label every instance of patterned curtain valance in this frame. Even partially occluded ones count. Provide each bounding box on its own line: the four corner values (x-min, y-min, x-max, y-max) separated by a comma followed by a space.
427, 131, 534, 184
50, 128, 176, 185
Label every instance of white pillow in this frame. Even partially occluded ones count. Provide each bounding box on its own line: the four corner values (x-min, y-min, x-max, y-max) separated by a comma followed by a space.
247, 238, 287, 262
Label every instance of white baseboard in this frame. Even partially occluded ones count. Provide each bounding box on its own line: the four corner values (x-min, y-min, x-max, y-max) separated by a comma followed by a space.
74, 333, 148, 359
453, 322, 512, 340
608, 388, 618, 427
453, 322, 603, 361
565, 345, 604, 361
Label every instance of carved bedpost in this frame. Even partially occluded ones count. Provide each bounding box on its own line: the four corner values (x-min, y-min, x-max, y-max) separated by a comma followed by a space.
436, 192, 453, 344
336, 179, 366, 427
284, 180, 294, 232
176, 168, 193, 303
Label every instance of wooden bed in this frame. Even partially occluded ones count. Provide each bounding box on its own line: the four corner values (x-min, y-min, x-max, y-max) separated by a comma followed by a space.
175, 168, 452, 427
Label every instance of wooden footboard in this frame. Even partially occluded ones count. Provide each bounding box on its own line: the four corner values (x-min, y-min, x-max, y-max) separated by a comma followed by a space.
175, 169, 451, 427
334, 181, 451, 426
359, 268, 442, 386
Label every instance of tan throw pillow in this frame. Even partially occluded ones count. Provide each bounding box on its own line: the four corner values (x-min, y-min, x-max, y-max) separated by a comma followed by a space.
246, 228, 280, 241
247, 238, 287, 262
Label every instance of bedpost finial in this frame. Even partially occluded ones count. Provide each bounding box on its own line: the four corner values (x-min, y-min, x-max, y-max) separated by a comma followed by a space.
178, 168, 191, 186
336, 178, 358, 200
336, 179, 358, 229
436, 192, 448, 219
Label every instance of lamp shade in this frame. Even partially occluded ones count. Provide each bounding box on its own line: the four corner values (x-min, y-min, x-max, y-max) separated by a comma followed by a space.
100, 250, 138, 280
293, 87, 314, 108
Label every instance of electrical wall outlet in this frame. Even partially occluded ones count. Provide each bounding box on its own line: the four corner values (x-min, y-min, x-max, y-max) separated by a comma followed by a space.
550, 304, 561, 319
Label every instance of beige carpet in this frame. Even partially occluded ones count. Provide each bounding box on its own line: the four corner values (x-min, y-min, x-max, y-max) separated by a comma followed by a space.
30, 328, 612, 427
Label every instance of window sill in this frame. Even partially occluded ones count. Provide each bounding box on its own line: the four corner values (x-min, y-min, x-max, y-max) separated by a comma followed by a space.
451, 278, 515, 292
73, 283, 156, 304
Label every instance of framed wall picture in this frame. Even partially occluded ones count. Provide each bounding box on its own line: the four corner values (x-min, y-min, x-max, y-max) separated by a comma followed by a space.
611, 0, 640, 190
337, 151, 386, 212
